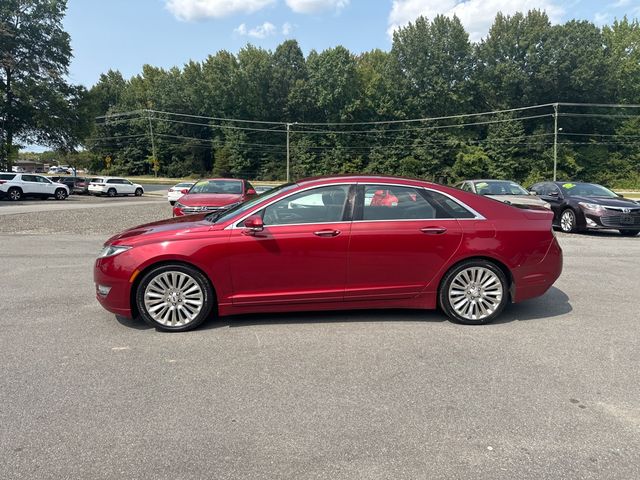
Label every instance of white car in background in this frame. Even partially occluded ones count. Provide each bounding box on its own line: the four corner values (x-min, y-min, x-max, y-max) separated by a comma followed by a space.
167, 182, 195, 205
0, 172, 69, 201
88, 177, 144, 197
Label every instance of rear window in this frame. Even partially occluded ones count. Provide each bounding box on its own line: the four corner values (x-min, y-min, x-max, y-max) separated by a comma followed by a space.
91, 178, 105, 183
0, 173, 16, 180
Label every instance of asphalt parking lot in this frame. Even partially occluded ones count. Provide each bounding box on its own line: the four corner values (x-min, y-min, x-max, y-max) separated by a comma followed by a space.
1, 199, 639, 479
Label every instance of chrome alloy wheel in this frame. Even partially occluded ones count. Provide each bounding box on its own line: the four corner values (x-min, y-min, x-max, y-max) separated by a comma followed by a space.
560, 210, 574, 232
143, 271, 204, 327
447, 267, 503, 321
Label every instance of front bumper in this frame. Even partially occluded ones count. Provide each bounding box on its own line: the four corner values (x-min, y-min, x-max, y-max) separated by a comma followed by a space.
583, 211, 640, 230
94, 257, 134, 318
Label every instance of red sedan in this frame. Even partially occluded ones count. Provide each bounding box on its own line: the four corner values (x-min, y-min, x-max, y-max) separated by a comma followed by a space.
95, 175, 562, 331
172, 178, 257, 216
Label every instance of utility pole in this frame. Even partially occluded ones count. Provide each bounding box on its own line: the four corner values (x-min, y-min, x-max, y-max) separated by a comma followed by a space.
553, 103, 558, 182
286, 122, 292, 183
147, 109, 157, 177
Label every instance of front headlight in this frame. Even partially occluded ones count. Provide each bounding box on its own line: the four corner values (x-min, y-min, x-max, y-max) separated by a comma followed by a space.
578, 202, 605, 213
98, 245, 131, 258
174, 202, 184, 209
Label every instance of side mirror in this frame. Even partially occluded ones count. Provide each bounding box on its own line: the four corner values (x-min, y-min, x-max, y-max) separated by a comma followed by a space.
180, 188, 189, 194
616, 193, 623, 198
242, 215, 264, 235
246, 188, 257, 196
529, 191, 537, 196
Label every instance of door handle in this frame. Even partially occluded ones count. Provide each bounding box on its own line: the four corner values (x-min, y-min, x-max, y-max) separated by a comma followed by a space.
420, 226, 447, 234
314, 229, 341, 237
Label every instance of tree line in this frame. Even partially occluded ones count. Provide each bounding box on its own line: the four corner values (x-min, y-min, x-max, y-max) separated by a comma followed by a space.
2, 2, 640, 187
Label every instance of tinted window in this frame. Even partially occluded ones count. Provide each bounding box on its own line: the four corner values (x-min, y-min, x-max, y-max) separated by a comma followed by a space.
36, 176, 51, 183
0, 174, 16, 180
361, 185, 436, 220
561, 182, 617, 198
22, 175, 37, 182
262, 185, 350, 225
424, 191, 476, 218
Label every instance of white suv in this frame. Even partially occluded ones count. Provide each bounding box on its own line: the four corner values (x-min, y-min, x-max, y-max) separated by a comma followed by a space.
0, 172, 69, 201
88, 177, 144, 197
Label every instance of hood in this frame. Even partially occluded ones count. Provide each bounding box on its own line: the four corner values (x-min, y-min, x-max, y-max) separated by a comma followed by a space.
105, 214, 211, 245
178, 193, 243, 207
570, 195, 640, 208
487, 194, 549, 208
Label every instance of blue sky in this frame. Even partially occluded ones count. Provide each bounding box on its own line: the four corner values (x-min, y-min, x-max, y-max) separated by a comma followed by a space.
65, 0, 639, 88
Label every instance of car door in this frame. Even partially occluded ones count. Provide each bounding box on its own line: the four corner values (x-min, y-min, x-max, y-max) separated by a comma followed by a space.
35, 175, 56, 195
227, 184, 353, 306
20, 175, 43, 196
536, 183, 564, 221
121, 179, 135, 194
345, 184, 465, 300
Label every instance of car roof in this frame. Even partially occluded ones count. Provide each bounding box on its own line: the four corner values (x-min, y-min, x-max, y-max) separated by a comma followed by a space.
195, 178, 243, 182
296, 174, 438, 188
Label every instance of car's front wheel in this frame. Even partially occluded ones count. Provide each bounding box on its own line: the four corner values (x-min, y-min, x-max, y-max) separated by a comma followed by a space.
135, 264, 214, 332
54, 188, 68, 200
134, 188, 143, 196
439, 259, 508, 325
560, 209, 577, 233
619, 230, 639, 237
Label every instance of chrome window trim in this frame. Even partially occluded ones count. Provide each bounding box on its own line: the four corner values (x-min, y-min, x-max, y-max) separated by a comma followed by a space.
226, 181, 484, 229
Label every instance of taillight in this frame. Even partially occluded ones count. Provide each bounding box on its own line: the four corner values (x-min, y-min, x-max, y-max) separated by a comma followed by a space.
0, 180, 6, 184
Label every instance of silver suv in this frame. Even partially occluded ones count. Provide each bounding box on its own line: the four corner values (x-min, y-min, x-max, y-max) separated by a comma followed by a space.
0, 173, 70, 201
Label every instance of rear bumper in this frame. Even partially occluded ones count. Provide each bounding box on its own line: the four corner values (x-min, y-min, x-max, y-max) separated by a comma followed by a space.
512, 237, 563, 303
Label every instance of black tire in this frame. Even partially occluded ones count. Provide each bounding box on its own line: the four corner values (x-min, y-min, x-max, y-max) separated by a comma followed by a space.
619, 230, 639, 237
559, 208, 577, 233
8, 187, 22, 201
134, 188, 143, 197
135, 264, 215, 332
438, 259, 509, 325
54, 188, 68, 200
107, 188, 117, 197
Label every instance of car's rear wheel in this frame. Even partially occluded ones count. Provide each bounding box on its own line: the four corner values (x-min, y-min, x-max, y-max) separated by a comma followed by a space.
54, 188, 67, 200
439, 259, 508, 325
135, 188, 143, 197
107, 188, 117, 197
8, 187, 22, 201
560, 209, 577, 233
135, 264, 214, 332
619, 229, 639, 237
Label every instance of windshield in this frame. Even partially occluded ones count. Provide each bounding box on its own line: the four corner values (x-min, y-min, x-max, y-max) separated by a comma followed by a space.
561, 182, 618, 198
474, 181, 528, 195
189, 179, 243, 195
207, 183, 297, 223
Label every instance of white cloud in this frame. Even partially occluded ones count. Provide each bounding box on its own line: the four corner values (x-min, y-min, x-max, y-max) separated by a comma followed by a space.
282, 22, 294, 35
166, 0, 275, 21
594, 11, 611, 25
285, 0, 349, 14
388, 0, 565, 41
234, 21, 277, 38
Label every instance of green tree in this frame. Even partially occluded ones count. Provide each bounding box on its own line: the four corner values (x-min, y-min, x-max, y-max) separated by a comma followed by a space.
0, 0, 85, 169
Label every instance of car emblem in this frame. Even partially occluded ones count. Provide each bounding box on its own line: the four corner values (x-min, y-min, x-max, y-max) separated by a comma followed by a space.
622, 208, 630, 214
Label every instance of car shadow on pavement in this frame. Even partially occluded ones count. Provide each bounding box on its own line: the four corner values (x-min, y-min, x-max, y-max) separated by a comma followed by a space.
115, 286, 571, 331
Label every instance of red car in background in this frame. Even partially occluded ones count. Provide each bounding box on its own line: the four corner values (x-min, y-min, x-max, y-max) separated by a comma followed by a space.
95, 175, 563, 332
172, 178, 257, 216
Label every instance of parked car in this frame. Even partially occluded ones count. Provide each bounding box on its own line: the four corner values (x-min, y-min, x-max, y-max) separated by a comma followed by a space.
172, 178, 257, 216
47, 166, 72, 174
55, 176, 89, 194
94, 175, 562, 332
254, 185, 276, 194
0, 173, 69, 201
88, 177, 144, 197
456, 179, 550, 210
167, 182, 195, 205
529, 181, 640, 236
